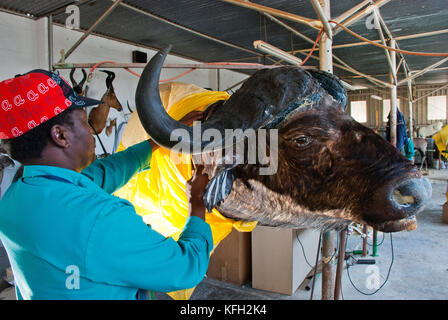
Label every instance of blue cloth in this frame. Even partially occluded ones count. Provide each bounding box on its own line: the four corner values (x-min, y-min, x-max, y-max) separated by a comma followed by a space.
0, 141, 213, 300
386, 109, 408, 150
404, 138, 415, 161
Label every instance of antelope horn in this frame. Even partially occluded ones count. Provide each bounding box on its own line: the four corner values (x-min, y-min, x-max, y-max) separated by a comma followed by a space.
78, 69, 87, 89
69, 68, 78, 87
100, 70, 116, 92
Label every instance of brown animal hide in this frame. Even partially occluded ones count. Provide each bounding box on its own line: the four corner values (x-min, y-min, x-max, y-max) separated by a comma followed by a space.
106, 118, 117, 136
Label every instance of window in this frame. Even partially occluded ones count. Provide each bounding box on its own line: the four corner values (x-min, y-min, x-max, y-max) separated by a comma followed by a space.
350, 101, 367, 123
427, 96, 447, 120
383, 99, 400, 123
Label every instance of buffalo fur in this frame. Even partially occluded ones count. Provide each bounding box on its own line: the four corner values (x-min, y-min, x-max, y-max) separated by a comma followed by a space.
194, 67, 426, 232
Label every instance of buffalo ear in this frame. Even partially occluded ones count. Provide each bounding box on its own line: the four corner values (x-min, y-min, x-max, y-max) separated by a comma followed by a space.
307, 70, 347, 111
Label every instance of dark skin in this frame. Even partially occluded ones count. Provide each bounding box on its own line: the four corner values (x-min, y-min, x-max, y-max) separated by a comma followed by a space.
22, 108, 209, 221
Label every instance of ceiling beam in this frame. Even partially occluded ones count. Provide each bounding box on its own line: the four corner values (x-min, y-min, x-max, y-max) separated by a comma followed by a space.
60, 0, 122, 62
332, 0, 372, 24
222, 0, 321, 30
373, 8, 397, 85
294, 28, 448, 53
53, 62, 281, 70
412, 83, 448, 104
332, 0, 392, 36
263, 13, 316, 45
296, 51, 394, 88
398, 57, 448, 86
310, 0, 333, 40
118, 1, 267, 60
373, 7, 413, 85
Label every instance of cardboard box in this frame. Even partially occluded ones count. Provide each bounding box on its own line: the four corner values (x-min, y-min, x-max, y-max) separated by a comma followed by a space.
207, 229, 252, 285
251, 226, 320, 295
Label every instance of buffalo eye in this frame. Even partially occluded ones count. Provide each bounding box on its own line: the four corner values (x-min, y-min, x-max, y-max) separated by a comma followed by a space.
294, 135, 312, 147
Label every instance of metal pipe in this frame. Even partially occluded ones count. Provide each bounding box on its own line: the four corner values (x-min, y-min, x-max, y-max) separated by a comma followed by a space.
264, 13, 315, 45
362, 225, 368, 257
310, 0, 333, 40
412, 83, 448, 104
61, 0, 123, 62
332, 0, 372, 24
296, 51, 394, 88
222, 0, 321, 30
296, 28, 448, 53
321, 231, 335, 300
372, 229, 378, 257
319, 0, 335, 301
374, 9, 397, 85
319, 1, 333, 74
119, 1, 266, 60
53, 62, 280, 70
47, 15, 54, 71
310, 232, 322, 300
390, 39, 398, 148
374, 9, 413, 80
408, 80, 414, 139
333, 0, 392, 36
334, 228, 347, 300
398, 57, 448, 86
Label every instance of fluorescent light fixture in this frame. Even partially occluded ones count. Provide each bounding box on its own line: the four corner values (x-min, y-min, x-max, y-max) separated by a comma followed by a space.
340, 80, 357, 91
253, 40, 303, 65
371, 95, 383, 100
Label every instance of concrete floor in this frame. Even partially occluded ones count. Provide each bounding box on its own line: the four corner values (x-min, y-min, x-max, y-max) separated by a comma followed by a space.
1, 169, 447, 300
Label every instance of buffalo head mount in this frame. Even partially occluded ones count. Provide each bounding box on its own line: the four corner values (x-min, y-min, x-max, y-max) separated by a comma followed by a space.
135, 46, 432, 233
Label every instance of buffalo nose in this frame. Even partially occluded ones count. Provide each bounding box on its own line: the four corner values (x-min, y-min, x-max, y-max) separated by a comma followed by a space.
391, 177, 432, 215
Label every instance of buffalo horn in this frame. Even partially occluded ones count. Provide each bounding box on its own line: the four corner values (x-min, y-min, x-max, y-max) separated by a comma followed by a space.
135, 45, 230, 154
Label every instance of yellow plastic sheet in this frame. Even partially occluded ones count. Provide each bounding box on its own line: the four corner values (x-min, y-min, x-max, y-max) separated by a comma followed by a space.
114, 83, 257, 300
432, 124, 448, 156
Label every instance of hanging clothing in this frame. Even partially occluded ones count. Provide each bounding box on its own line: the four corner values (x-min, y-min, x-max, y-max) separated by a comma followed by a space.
404, 138, 415, 161
386, 108, 408, 151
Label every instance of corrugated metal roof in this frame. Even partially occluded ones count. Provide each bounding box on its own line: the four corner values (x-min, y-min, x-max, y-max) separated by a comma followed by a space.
0, 0, 447, 86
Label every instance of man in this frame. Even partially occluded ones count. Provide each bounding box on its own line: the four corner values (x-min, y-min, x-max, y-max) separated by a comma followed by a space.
0, 69, 213, 299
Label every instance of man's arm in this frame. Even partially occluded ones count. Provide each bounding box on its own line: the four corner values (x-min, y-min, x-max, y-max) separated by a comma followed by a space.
81, 140, 152, 194
82, 110, 204, 194
84, 166, 212, 292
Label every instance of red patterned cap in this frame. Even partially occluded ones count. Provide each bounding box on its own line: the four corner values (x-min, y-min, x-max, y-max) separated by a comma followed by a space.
0, 69, 102, 139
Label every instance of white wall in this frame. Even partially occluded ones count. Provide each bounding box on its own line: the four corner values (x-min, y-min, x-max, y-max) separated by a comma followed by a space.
0, 10, 248, 155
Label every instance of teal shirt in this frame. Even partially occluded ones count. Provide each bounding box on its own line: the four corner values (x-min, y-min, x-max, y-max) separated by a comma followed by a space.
0, 141, 213, 300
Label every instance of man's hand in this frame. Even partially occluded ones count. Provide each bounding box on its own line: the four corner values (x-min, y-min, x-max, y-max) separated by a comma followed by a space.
186, 163, 209, 221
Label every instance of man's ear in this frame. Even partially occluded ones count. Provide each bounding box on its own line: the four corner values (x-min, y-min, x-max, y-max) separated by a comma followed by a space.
50, 125, 70, 148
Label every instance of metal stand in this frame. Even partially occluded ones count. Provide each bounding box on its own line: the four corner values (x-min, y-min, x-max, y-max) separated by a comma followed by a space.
334, 228, 347, 300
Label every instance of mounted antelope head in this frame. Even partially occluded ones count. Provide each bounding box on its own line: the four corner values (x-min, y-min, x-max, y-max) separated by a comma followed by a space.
69, 68, 87, 96
88, 70, 123, 134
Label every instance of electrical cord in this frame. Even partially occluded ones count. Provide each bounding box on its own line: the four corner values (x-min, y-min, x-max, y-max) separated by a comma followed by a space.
345, 233, 394, 296
295, 230, 315, 268
299, 28, 323, 66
